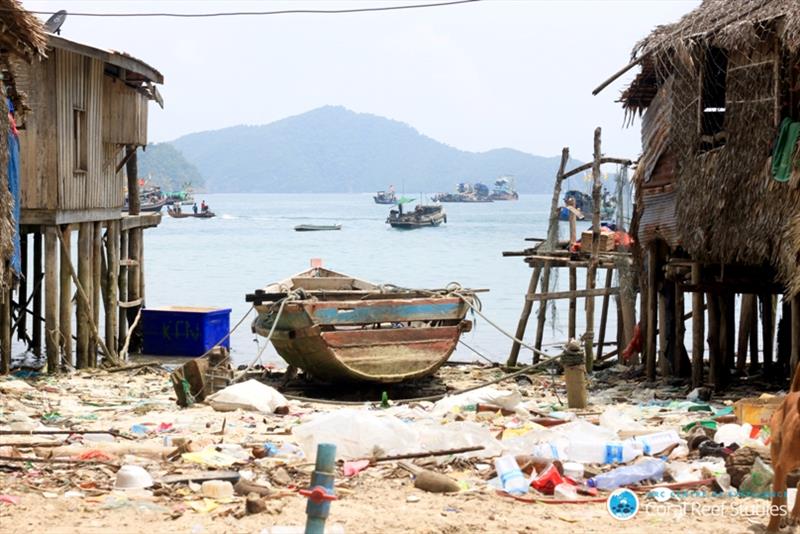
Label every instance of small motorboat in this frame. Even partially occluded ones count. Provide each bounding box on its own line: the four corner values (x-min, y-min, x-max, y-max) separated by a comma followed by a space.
246, 266, 479, 383
294, 224, 342, 232
374, 189, 397, 204
167, 207, 215, 219
387, 201, 446, 229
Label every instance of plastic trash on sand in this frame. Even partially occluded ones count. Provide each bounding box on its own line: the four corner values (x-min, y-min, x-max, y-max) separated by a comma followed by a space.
739, 456, 774, 498
588, 458, 666, 490
599, 407, 647, 434
432, 387, 522, 414
182, 446, 240, 467
293, 409, 502, 461
206, 380, 288, 414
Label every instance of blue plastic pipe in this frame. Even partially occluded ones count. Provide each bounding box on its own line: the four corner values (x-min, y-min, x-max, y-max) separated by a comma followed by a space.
304, 443, 337, 534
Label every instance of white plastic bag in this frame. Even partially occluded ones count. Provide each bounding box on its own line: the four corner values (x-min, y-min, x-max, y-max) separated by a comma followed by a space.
206, 379, 288, 414
432, 387, 522, 414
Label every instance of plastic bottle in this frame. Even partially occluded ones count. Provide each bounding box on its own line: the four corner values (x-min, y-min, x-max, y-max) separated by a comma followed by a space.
566, 440, 641, 464
530, 442, 562, 460
633, 430, 680, 455
494, 455, 529, 495
553, 482, 578, 500
587, 458, 666, 490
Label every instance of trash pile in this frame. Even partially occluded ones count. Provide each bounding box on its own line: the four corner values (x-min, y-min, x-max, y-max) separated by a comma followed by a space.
0, 363, 787, 531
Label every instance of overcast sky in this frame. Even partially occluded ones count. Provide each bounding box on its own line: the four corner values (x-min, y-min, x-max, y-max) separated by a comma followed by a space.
23, 0, 699, 161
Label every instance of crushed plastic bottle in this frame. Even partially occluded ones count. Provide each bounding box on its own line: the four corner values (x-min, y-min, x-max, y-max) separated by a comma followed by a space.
567, 440, 641, 464
633, 430, 680, 455
588, 458, 666, 490
530, 442, 563, 460
494, 455, 528, 495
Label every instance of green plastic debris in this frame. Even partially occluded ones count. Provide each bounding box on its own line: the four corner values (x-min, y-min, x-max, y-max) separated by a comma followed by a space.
681, 420, 718, 433
381, 391, 390, 408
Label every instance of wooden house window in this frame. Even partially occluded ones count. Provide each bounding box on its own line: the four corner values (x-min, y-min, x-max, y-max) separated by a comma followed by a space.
73, 107, 87, 172
700, 46, 728, 151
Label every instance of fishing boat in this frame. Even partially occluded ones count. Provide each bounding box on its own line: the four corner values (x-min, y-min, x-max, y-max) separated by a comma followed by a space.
489, 176, 519, 201
374, 188, 397, 204
167, 207, 215, 219
558, 189, 616, 221
387, 198, 446, 229
294, 224, 342, 232
431, 182, 493, 203
246, 266, 478, 383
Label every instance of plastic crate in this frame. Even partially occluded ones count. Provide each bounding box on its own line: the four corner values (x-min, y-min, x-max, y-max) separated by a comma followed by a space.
142, 306, 231, 357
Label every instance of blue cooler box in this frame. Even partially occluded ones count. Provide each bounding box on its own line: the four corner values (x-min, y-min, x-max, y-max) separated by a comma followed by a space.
142, 306, 232, 356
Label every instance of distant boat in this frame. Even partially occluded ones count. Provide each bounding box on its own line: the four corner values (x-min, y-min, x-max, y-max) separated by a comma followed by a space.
387, 201, 446, 229
558, 189, 615, 221
124, 198, 167, 213
432, 182, 492, 202
294, 224, 342, 232
167, 207, 215, 219
374, 189, 397, 204
489, 176, 519, 201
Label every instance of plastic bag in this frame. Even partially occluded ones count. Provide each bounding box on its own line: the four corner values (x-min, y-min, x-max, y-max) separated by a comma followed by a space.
599, 407, 647, 434
432, 387, 522, 414
206, 380, 288, 414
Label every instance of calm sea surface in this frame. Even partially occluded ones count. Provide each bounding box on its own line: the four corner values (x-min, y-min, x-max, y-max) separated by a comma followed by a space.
144, 193, 607, 367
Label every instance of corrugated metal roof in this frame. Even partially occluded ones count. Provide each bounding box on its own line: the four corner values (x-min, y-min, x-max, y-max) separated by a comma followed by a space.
638, 187, 679, 247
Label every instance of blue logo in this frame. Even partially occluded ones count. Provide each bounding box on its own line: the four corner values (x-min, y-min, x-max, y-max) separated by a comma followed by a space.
607, 488, 639, 521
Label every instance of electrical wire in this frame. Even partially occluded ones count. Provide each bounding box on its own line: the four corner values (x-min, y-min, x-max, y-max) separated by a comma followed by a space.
17, 0, 481, 18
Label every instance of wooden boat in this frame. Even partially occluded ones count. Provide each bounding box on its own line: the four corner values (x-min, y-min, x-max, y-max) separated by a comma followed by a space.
246, 267, 476, 383
167, 207, 215, 219
374, 190, 397, 204
123, 198, 167, 213
294, 224, 342, 232
387, 204, 446, 229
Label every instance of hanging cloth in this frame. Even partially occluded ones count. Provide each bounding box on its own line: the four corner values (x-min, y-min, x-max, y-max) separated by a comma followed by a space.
771, 117, 800, 182
7, 98, 20, 275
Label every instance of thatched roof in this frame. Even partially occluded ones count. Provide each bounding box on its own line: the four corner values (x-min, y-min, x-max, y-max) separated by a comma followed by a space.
0, 0, 47, 61
621, 0, 800, 114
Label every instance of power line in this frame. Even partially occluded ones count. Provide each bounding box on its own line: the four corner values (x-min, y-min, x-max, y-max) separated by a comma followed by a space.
16, 0, 481, 18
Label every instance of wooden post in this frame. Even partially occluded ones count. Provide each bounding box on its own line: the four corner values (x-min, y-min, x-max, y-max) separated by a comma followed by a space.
127, 228, 142, 353
792, 293, 800, 373
126, 146, 140, 216
645, 245, 658, 381
507, 265, 542, 366
658, 286, 669, 377
674, 281, 687, 377
597, 267, 614, 360
568, 208, 577, 246
708, 293, 724, 389
564, 365, 587, 408
59, 225, 72, 366
545, 148, 571, 249
118, 229, 128, 351
0, 290, 9, 374
722, 292, 735, 373
76, 222, 92, 369
749, 294, 759, 373
568, 266, 577, 339
761, 292, 775, 374
534, 264, 552, 362
691, 264, 704, 388
91, 221, 102, 367
584, 127, 602, 373
18, 232, 27, 343
736, 294, 756, 373
32, 230, 42, 355
105, 220, 119, 357
44, 227, 59, 372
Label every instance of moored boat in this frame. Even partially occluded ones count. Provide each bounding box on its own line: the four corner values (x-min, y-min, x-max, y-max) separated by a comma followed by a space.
167, 207, 215, 218
374, 188, 397, 204
489, 176, 519, 201
294, 224, 342, 232
246, 267, 477, 383
387, 200, 446, 229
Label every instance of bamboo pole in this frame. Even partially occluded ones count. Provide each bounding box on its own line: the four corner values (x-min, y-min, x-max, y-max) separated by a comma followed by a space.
584, 127, 602, 373
118, 229, 128, 350
106, 220, 119, 355
534, 264, 551, 362
736, 294, 756, 373
76, 223, 91, 368
44, 227, 59, 372
59, 225, 72, 366
568, 266, 576, 339
32, 230, 42, 355
127, 228, 141, 353
645, 245, 658, 381
507, 265, 542, 366
691, 264, 704, 387
18, 232, 27, 343
55, 226, 120, 367
597, 268, 614, 360
91, 221, 102, 367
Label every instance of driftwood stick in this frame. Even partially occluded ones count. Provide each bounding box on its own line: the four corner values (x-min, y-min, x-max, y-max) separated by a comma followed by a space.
0, 429, 126, 437
106, 361, 163, 373
0, 455, 118, 467
119, 308, 142, 362
368, 445, 485, 463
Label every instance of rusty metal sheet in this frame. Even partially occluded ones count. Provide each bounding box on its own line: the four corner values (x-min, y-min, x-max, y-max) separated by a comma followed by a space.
638, 187, 679, 248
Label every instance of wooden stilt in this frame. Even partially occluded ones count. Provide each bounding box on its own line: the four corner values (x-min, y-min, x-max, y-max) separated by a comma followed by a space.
105, 220, 119, 357
118, 229, 128, 352
568, 266, 576, 340
708, 293, 721, 388
748, 294, 759, 373
736, 294, 756, 373
597, 268, 614, 360
584, 127, 603, 373
0, 289, 9, 374
32, 230, 42, 355
658, 285, 669, 377
44, 227, 59, 372
761, 292, 775, 374
59, 225, 72, 366
691, 264, 704, 388
127, 228, 142, 353
791, 293, 800, 373
76, 222, 91, 369
619, 264, 637, 364
507, 265, 542, 366
674, 281, 687, 377
534, 264, 551, 362
18, 232, 27, 342
91, 221, 102, 367
645, 245, 658, 381
723, 292, 735, 372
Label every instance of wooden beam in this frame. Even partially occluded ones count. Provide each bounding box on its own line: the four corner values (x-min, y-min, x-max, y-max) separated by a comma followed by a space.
21, 208, 122, 226
120, 213, 161, 231
44, 227, 59, 372
105, 220, 119, 357
527, 287, 620, 301
59, 225, 72, 366
76, 223, 91, 369
584, 127, 603, 373
91, 221, 102, 367
32, 231, 42, 356
545, 147, 570, 248
691, 263, 704, 388
507, 265, 542, 366
18, 232, 27, 344
560, 157, 634, 181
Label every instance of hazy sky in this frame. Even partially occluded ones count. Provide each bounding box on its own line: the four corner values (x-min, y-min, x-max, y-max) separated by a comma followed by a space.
23, 0, 699, 161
